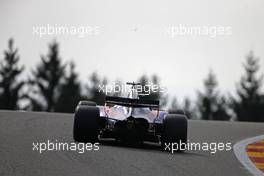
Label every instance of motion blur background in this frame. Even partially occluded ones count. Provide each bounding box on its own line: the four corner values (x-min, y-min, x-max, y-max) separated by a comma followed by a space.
0, 0, 263, 121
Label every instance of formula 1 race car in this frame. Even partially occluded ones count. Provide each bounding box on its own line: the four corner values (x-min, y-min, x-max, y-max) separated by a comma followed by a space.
73, 82, 188, 150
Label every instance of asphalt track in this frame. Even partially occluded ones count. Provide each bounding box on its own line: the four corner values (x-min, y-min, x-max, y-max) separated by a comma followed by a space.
0, 111, 263, 176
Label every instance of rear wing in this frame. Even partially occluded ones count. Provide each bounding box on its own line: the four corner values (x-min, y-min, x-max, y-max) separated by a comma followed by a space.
105, 96, 159, 109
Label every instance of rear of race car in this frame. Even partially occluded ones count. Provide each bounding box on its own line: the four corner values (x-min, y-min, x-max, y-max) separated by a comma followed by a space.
73, 83, 188, 151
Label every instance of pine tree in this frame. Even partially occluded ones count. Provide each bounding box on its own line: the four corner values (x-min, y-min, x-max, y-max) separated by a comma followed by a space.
213, 96, 231, 121
197, 70, 218, 120
86, 72, 107, 105
28, 40, 65, 111
232, 51, 263, 122
197, 70, 230, 120
0, 39, 24, 110
138, 74, 149, 98
151, 75, 168, 107
55, 62, 83, 113
112, 79, 122, 97
182, 97, 193, 119
137, 74, 168, 107
169, 96, 179, 110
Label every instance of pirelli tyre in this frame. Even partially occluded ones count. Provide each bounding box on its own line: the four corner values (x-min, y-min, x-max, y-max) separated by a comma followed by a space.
73, 106, 99, 143
161, 114, 188, 152
168, 109, 185, 115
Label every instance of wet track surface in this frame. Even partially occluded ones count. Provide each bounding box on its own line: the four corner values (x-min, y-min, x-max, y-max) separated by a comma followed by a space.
0, 111, 263, 176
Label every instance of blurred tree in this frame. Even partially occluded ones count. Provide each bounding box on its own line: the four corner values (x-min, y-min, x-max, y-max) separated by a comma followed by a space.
112, 79, 122, 97
182, 97, 194, 119
197, 70, 231, 120
169, 96, 179, 110
27, 40, 65, 111
138, 74, 149, 97
232, 51, 264, 122
213, 96, 231, 121
86, 72, 107, 105
197, 70, 218, 120
137, 74, 168, 107
151, 74, 168, 107
0, 39, 24, 110
55, 62, 83, 113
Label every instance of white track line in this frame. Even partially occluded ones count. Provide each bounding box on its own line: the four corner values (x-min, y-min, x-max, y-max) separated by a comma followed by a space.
234, 135, 264, 176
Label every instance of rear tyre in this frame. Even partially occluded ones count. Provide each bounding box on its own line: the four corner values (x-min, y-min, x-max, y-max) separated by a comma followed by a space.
168, 109, 185, 115
161, 114, 188, 152
73, 106, 99, 143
